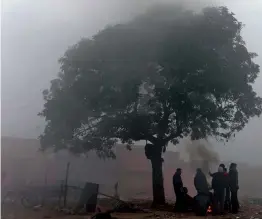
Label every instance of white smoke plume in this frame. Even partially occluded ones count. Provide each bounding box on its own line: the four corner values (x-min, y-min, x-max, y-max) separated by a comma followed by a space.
183, 139, 220, 177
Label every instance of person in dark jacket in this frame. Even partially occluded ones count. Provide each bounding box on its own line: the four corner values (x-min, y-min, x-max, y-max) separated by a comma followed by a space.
209, 164, 230, 211
211, 166, 227, 215
209, 163, 225, 177
183, 187, 195, 212
229, 163, 239, 214
173, 168, 184, 212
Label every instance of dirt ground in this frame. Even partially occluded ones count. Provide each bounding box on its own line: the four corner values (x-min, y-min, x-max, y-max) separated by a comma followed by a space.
2, 203, 262, 219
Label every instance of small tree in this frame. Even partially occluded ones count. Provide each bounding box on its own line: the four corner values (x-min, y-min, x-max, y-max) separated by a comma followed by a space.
39, 6, 262, 205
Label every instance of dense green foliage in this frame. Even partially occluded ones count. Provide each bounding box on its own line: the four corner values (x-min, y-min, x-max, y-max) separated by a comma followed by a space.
39, 5, 261, 204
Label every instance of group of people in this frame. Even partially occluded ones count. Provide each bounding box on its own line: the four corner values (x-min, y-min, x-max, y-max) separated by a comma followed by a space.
173, 163, 239, 216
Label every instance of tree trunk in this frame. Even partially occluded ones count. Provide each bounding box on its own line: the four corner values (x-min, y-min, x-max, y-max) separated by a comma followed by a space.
151, 155, 165, 206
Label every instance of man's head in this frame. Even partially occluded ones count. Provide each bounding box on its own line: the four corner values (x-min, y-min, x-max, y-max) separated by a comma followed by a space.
219, 163, 225, 168
219, 163, 226, 172
176, 168, 182, 175
218, 166, 224, 172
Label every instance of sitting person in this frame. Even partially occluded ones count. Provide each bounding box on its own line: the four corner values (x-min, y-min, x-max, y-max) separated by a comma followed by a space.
183, 187, 195, 212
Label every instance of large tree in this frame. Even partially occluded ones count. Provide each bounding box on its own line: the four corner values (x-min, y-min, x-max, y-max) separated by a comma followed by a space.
39, 5, 262, 205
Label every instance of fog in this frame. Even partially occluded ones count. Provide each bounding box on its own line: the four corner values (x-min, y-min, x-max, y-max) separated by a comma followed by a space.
2, 0, 262, 164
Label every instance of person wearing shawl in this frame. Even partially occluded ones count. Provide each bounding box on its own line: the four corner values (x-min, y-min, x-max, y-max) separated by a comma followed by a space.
229, 163, 239, 214
194, 168, 209, 195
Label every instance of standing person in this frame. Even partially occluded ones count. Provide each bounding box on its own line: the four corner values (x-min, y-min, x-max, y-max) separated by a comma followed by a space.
194, 168, 209, 195
229, 163, 239, 214
173, 168, 184, 212
194, 168, 211, 216
223, 167, 231, 212
211, 166, 227, 215
209, 163, 225, 177
209, 163, 230, 211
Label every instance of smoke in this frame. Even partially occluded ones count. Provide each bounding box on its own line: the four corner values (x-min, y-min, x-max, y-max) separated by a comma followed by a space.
118, 0, 220, 12
184, 139, 220, 176
106, 0, 222, 25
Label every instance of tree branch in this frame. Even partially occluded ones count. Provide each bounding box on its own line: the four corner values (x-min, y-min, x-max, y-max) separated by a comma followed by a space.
165, 129, 183, 143
164, 113, 183, 143
157, 101, 171, 139
144, 134, 157, 144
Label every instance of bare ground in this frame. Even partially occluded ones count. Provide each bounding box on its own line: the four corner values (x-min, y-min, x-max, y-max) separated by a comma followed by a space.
2, 203, 262, 219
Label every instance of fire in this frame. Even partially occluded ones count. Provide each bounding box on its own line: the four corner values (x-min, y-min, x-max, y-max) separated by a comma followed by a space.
207, 206, 212, 213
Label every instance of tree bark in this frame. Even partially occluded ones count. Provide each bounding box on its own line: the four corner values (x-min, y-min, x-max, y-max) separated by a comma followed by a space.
150, 153, 165, 206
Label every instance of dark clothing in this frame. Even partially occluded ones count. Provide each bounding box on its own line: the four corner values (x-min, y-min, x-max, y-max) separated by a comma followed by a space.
213, 190, 225, 215
173, 172, 183, 190
194, 171, 209, 195
180, 187, 195, 212
211, 170, 230, 211
224, 191, 230, 212
185, 193, 195, 212
194, 170, 211, 216
194, 194, 211, 216
211, 171, 230, 211
211, 172, 226, 191
231, 190, 239, 213
174, 189, 185, 212
224, 172, 231, 211
229, 169, 239, 191
173, 172, 184, 212
173, 172, 183, 200
229, 168, 239, 213
211, 172, 226, 215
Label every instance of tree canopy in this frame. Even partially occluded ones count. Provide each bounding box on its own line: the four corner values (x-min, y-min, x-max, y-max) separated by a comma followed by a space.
40, 6, 261, 156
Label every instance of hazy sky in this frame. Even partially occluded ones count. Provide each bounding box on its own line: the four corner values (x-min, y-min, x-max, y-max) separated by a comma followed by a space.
1, 0, 262, 164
